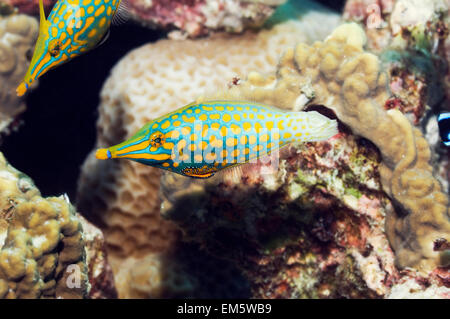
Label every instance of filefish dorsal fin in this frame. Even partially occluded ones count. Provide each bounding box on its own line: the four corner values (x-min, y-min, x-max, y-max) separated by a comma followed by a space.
39, 0, 47, 31
112, 0, 131, 26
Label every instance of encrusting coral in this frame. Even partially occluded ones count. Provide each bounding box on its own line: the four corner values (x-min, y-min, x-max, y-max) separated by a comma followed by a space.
0, 13, 38, 136
0, 153, 116, 299
77, 2, 341, 298
210, 22, 450, 272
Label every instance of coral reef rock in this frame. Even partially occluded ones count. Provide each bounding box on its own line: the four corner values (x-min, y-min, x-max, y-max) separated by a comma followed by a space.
127, 0, 287, 39
0, 153, 116, 298
0, 13, 38, 136
345, 0, 450, 122
344, 0, 450, 215
77, 2, 340, 298
160, 132, 449, 298
3, 0, 56, 16
5, 0, 286, 39
213, 22, 450, 273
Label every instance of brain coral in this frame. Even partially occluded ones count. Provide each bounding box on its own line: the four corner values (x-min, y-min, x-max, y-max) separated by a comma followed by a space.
77, 5, 340, 297
0, 13, 38, 135
209, 22, 450, 272
0, 153, 115, 299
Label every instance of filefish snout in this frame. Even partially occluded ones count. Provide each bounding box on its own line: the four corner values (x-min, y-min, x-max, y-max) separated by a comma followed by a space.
96, 148, 112, 160
16, 0, 123, 96
16, 82, 29, 97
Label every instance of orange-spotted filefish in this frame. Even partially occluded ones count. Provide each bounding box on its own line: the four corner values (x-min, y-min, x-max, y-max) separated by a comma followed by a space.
16, 0, 127, 96
95, 100, 339, 178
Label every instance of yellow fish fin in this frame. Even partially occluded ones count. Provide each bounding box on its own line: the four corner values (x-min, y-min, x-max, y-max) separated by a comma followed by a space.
39, 0, 47, 32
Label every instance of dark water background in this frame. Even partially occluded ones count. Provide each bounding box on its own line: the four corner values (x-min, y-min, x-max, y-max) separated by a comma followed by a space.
1, 0, 346, 200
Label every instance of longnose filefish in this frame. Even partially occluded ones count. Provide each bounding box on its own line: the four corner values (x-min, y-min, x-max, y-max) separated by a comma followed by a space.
16, 0, 126, 97
438, 112, 450, 146
95, 100, 339, 179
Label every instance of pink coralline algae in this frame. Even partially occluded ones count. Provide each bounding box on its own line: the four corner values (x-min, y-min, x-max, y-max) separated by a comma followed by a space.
344, 0, 449, 124
5, 0, 284, 38
126, 0, 285, 38
160, 124, 449, 298
2, 0, 56, 15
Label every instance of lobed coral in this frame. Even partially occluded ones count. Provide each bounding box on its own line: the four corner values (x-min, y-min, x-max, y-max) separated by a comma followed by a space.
77, 3, 341, 298
0, 13, 38, 136
0, 153, 115, 299
212, 22, 450, 272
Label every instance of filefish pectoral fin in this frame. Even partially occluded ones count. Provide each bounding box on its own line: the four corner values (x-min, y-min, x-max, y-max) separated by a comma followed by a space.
181, 166, 217, 179
94, 30, 110, 49
183, 172, 215, 179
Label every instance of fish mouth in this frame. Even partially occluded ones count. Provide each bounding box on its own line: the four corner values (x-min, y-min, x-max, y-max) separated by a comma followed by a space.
16, 82, 29, 97
96, 148, 112, 160
95, 147, 171, 162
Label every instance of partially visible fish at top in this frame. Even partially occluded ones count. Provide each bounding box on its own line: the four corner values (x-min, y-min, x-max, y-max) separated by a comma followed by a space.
95, 100, 339, 179
16, 0, 127, 97
438, 112, 450, 146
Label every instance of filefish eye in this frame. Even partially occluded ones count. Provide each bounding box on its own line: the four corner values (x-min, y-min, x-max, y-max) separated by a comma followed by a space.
48, 40, 61, 57
150, 132, 165, 147
25, 49, 33, 61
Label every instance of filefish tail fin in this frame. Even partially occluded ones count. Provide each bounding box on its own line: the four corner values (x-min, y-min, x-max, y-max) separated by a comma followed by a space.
112, 0, 131, 26
302, 111, 339, 142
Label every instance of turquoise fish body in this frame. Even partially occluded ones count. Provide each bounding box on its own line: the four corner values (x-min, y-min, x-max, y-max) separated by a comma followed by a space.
17, 0, 121, 96
96, 101, 339, 178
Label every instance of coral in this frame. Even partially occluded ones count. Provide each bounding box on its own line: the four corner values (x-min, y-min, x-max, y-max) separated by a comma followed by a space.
160, 128, 449, 298
124, 0, 287, 39
0, 152, 115, 298
114, 243, 250, 298
208, 22, 450, 272
0, 13, 38, 136
3, 0, 56, 16
77, 3, 340, 297
5, 0, 284, 39
344, 0, 449, 124
386, 269, 450, 298
159, 131, 392, 298
81, 216, 118, 299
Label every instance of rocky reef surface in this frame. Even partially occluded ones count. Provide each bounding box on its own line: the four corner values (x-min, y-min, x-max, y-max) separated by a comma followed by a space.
77, 1, 344, 298
0, 0, 448, 299
4, 0, 287, 39
76, 0, 449, 298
